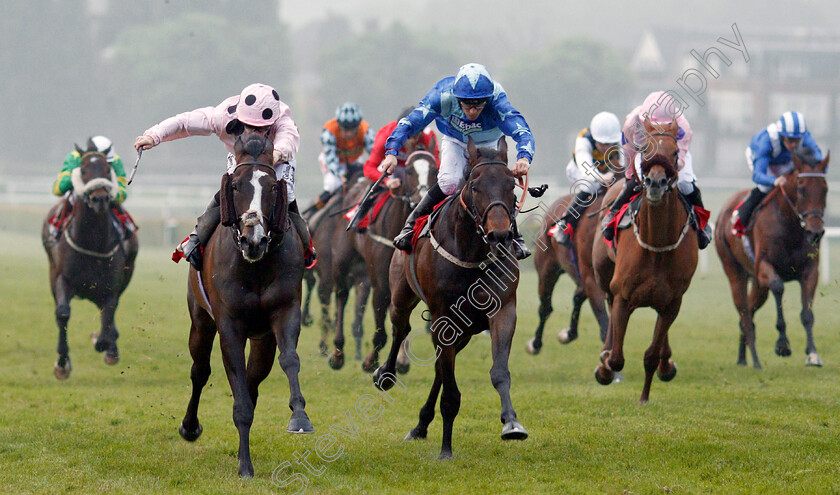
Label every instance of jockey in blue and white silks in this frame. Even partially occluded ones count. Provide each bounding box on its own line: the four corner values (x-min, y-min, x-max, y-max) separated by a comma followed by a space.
379, 63, 535, 259
732, 111, 823, 235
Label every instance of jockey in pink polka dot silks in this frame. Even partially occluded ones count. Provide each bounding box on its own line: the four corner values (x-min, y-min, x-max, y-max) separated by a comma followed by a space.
134, 83, 316, 270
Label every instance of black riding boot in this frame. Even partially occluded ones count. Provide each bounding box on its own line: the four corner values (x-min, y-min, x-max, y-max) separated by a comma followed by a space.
733, 187, 767, 232
683, 184, 712, 249
602, 177, 639, 241
178, 192, 221, 270
348, 184, 385, 233
510, 218, 532, 260
289, 200, 317, 268
393, 183, 446, 253
555, 190, 593, 245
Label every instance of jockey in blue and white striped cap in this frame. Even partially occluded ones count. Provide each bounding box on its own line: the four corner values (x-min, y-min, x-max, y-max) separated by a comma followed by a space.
732, 111, 823, 235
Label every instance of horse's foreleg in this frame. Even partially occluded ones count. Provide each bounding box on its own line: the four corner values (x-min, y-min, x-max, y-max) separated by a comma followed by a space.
598, 295, 630, 381
528, 260, 561, 354
317, 279, 333, 356
584, 277, 610, 344
329, 284, 349, 370
437, 344, 460, 459
405, 365, 441, 441
352, 279, 371, 363
747, 281, 770, 368
180, 315, 216, 442
559, 286, 586, 344
757, 261, 790, 358
53, 275, 74, 379
365, 281, 390, 373
799, 264, 822, 366
640, 303, 679, 404
217, 321, 255, 478
373, 275, 419, 389
490, 304, 528, 441
245, 333, 276, 408
95, 296, 120, 365
274, 305, 313, 434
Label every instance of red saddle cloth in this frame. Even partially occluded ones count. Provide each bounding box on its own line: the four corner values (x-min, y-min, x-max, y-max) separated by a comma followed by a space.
731, 200, 747, 236
353, 193, 390, 231
410, 198, 449, 249
604, 194, 711, 248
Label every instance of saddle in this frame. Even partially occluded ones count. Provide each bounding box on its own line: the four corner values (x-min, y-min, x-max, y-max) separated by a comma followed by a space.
604, 193, 709, 249
410, 195, 453, 250
47, 195, 138, 245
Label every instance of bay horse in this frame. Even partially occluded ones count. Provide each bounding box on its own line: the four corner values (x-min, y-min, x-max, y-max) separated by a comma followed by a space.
341, 150, 438, 374
525, 193, 609, 354
41, 142, 138, 379
374, 137, 528, 459
302, 187, 370, 362
179, 132, 312, 478
592, 119, 697, 403
714, 148, 829, 369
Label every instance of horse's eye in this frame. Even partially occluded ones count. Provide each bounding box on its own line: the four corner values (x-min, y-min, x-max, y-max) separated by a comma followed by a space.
231, 182, 239, 191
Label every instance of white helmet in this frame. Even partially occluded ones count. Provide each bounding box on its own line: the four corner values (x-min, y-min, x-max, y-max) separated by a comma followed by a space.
589, 112, 621, 144
90, 135, 114, 161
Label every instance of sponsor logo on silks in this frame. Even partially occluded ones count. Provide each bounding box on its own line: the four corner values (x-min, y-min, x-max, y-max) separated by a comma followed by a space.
449, 116, 483, 134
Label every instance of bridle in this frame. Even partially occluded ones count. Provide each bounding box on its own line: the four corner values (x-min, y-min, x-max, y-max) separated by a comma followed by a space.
391, 150, 437, 207
638, 132, 680, 191
226, 160, 283, 251
779, 171, 827, 229
458, 160, 516, 245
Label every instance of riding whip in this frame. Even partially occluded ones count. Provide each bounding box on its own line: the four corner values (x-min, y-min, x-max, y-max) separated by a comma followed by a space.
127, 148, 142, 185
346, 173, 388, 231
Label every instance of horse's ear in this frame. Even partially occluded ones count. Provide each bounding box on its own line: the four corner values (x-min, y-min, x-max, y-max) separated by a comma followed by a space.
233, 136, 244, 157
86, 137, 96, 152
270, 179, 289, 233
467, 137, 478, 165
497, 136, 508, 162
793, 150, 803, 170
74, 143, 84, 155
219, 174, 236, 227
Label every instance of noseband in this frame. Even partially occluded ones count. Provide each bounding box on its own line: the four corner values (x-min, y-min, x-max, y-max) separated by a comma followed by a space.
458, 160, 515, 244
779, 172, 827, 228
227, 160, 282, 250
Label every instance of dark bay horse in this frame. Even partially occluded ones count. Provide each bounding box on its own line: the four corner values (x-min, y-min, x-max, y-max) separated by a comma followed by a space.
526, 193, 609, 354
41, 143, 138, 379
374, 137, 528, 459
179, 132, 311, 478
592, 119, 697, 403
302, 188, 370, 363
344, 150, 438, 374
715, 149, 829, 369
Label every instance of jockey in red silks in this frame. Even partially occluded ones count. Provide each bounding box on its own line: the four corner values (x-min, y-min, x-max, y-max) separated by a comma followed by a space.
134, 83, 316, 270
601, 90, 711, 249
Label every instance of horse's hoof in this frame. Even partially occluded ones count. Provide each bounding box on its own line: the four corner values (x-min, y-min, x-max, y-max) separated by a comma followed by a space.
736, 359, 747, 366
301, 313, 313, 327
775, 342, 792, 357
373, 366, 395, 391
238, 463, 254, 479
53, 360, 72, 380
395, 360, 410, 375
328, 350, 344, 370
404, 427, 427, 441
557, 328, 577, 344
613, 371, 624, 383
501, 420, 528, 440
318, 341, 328, 356
438, 450, 453, 460
179, 421, 203, 442
806, 352, 824, 367
362, 357, 379, 374
525, 337, 541, 355
104, 351, 119, 365
287, 415, 314, 434
595, 366, 614, 386
657, 361, 677, 382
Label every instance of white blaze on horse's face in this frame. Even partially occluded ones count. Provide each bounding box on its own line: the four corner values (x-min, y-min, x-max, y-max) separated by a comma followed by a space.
240, 169, 269, 261
413, 158, 431, 197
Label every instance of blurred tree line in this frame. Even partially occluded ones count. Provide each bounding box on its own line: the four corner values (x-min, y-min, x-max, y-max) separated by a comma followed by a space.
0, 0, 634, 198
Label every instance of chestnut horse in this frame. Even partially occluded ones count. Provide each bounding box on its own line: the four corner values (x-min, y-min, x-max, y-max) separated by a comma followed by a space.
525, 193, 609, 354
179, 132, 312, 478
340, 150, 438, 373
374, 137, 528, 459
42, 143, 138, 379
714, 148, 829, 369
592, 119, 697, 403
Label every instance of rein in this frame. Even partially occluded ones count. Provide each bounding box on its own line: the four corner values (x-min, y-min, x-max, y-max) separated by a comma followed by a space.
458, 160, 516, 245
226, 160, 282, 252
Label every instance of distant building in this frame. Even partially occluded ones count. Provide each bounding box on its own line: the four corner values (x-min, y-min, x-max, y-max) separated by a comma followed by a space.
630, 26, 840, 177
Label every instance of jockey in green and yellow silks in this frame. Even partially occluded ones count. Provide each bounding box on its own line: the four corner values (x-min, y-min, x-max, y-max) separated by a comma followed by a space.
53, 135, 128, 204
